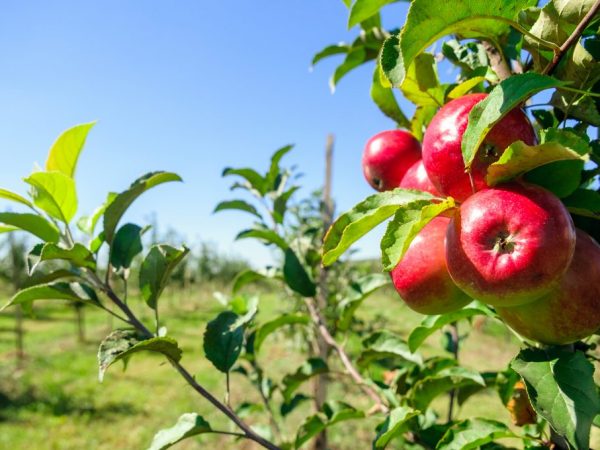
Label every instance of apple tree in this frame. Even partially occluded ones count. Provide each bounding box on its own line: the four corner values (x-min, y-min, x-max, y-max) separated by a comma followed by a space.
0, 0, 600, 449
314, 0, 600, 449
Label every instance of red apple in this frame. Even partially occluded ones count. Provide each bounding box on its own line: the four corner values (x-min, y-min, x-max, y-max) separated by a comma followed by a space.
445, 183, 576, 307
399, 159, 441, 196
497, 229, 600, 345
391, 216, 471, 314
362, 129, 421, 191
422, 93, 536, 202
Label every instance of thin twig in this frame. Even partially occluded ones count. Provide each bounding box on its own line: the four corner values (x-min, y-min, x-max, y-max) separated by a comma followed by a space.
303, 297, 388, 413
543, 0, 600, 75
225, 371, 231, 408
98, 281, 281, 450
253, 365, 282, 439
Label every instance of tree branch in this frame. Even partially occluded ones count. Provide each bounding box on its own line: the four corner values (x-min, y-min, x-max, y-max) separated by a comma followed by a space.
481, 40, 512, 81
97, 280, 281, 450
543, 0, 600, 75
304, 297, 388, 413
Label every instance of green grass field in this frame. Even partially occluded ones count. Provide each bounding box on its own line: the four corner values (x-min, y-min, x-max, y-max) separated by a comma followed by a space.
0, 285, 597, 449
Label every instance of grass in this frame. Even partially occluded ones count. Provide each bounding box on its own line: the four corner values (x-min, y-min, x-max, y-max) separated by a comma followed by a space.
0, 284, 597, 449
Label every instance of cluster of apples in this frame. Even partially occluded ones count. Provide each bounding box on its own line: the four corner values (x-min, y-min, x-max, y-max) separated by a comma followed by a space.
362, 93, 600, 345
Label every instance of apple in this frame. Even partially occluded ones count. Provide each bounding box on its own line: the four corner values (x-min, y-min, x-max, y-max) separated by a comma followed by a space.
422, 93, 536, 201
497, 229, 600, 345
362, 129, 421, 191
445, 182, 576, 307
399, 159, 441, 196
391, 216, 471, 314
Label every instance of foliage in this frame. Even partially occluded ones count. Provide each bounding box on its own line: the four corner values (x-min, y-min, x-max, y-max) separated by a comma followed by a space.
1, 0, 600, 449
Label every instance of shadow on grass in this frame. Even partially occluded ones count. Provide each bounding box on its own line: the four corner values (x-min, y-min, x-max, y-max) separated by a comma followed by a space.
0, 383, 138, 422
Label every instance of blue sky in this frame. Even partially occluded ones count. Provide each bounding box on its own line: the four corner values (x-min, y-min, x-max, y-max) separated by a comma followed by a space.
0, 1, 415, 266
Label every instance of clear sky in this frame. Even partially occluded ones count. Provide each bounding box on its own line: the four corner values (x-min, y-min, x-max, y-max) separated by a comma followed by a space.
0, 1, 415, 266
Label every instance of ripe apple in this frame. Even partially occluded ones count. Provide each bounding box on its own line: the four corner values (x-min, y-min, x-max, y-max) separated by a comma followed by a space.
445, 183, 576, 307
422, 93, 536, 201
391, 216, 471, 314
362, 129, 421, 191
497, 229, 600, 345
399, 159, 441, 196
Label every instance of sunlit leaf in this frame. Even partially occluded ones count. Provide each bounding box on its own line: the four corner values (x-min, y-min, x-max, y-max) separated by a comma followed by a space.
45, 122, 96, 178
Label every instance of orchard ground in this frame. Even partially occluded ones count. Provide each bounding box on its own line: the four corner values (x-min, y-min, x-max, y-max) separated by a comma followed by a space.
1, 282, 598, 449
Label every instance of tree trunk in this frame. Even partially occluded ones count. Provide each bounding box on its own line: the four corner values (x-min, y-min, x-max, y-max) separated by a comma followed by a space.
313, 134, 334, 450
75, 305, 85, 343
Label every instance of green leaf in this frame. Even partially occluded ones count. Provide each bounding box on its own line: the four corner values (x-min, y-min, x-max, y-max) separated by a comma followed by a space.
232, 268, 279, 293
89, 232, 106, 253
524, 160, 585, 198
312, 44, 350, 66
380, 0, 533, 87
541, 128, 592, 155
222, 167, 266, 195
139, 244, 189, 310
203, 311, 244, 373
148, 413, 212, 450
348, 0, 396, 29
552, 93, 600, 127
563, 189, 600, 218
0, 188, 33, 208
273, 186, 300, 224
232, 295, 259, 329
520, 128, 590, 198
0, 225, 18, 234
103, 171, 182, 244
110, 223, 146, 272
45, 122, 96, 178
359, 330, 423, 367
282, 358, 329, 401
371, 65, 410, 127
447, 76, 487, 100
0, 212, 59, 243
322, 188, 435, 266
400, 53, 445, 108
22, 269, 81, 288
410, 367, 485, 410
213, 200, 262, 219
77, 192, 117, 235
525, 0, 598, 77
512, 348, 600, 450
337, 273, 390, 331
295, 402, 364, 449
436, 418, 516, 450
254, 314, 309, 353
380, 198, 455, 271
236, 228, 288, 251
486, 140, 584, 186
330, 46, 368, 93
2, 282, 83, 311
97, 329, 182, 382
373, 406, 420, 449
442, 39, 490, 75
283, 248, 316, 297
37, 242, 96, 271
24, 171, 78, 223
265, 144, 293, 192
281, 394, 311, 417
461, 73, 565, 168
411, 105, 437, 141
408, 303, 494, 352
